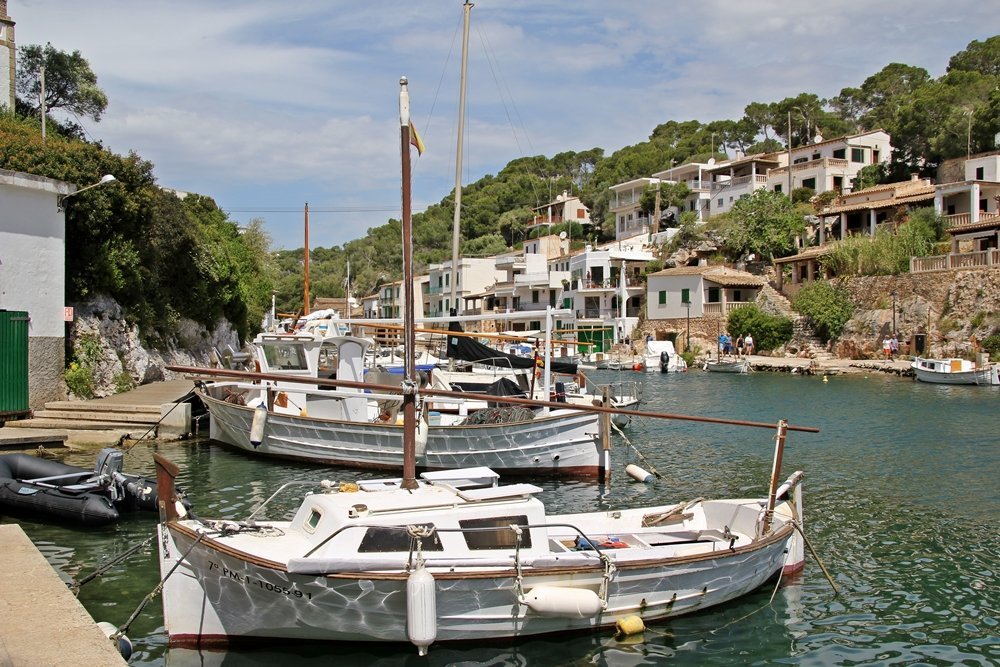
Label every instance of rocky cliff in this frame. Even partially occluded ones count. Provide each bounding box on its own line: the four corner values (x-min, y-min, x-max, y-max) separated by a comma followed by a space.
66, 295, 244, 398
832, 269, 1000, 360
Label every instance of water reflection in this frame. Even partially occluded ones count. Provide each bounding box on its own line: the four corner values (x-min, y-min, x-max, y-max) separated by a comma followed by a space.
5, 370, 999, 665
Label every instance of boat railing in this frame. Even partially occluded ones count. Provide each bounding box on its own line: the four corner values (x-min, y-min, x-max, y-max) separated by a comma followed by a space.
245, 481, 330, 521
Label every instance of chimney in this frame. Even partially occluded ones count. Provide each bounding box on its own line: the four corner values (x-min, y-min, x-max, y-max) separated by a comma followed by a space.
910, 173, 920, 181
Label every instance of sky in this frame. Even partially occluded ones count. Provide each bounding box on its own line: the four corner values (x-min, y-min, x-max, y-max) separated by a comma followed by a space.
10, 1, 1000, 250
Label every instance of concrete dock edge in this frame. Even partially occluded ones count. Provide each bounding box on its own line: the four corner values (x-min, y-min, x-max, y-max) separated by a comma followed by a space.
0, 524, 128, 666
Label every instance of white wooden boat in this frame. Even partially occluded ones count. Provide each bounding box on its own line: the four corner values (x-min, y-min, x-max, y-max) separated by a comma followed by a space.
703, 358, 751, 374
911, 356, 999, 385
154, 76, 816, 657
645, 340, 687, 373
154, 455, 806, 654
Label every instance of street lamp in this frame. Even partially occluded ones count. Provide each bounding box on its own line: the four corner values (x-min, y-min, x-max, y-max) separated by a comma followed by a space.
684, 299, 691, 350
57, 174, 116, 211
891, 289, 897, 335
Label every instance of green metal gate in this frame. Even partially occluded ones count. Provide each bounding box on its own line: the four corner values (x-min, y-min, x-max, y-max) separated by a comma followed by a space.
0, 310, 30, 418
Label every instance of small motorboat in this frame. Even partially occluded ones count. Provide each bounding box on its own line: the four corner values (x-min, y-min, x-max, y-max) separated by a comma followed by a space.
703, 358, 751, 374
910, 356, 999, 385
0, 449, 161, 526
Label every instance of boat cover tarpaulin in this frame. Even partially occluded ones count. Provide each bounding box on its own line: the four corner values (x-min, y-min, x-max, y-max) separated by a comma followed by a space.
446, 322, 578, 375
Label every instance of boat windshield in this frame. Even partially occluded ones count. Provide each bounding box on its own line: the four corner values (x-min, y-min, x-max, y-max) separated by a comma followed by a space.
262, 342, 309, 371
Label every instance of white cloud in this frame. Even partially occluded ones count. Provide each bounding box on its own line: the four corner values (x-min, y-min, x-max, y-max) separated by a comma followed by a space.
10, 0, 999, 249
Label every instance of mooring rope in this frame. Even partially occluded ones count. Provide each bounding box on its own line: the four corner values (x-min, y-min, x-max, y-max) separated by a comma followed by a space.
68, 535, 155, 595
610, 420, 663, 479
123, 388, 197, 453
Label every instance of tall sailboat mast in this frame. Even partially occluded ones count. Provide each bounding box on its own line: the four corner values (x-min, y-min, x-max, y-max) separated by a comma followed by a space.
303, 202, 310, 315
449, 0, 473, 318
399, 77, 418, 490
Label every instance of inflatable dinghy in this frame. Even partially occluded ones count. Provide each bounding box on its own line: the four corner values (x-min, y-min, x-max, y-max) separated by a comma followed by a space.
0, 448, 160, 526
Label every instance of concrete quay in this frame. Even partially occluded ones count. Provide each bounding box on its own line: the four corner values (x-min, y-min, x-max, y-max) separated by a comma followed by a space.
1, 379, 196, 447
0, 524, 129, 666
693, 354, 914, 377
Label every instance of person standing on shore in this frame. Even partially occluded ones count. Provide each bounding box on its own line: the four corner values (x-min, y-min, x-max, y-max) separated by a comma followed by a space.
890, 334, 899, 360
745, 333, 755, 356
735, 334, 745, 358
882, 335, 892, 360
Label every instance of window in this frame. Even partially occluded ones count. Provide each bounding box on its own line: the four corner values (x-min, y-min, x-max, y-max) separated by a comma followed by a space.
976, 167, 985, 180
460, 516, 531, 550
774, 184, 782, 193
532, 290, 539, 303
681, 288, 690, 304
658, 291, 666, 305
851, 147, 865, 163
359, 524, 443, 553
802, 177, 816, 190
734, 289, 743, 302
563, 297, 572, 308
262, 343, 309, 371
832, 148, 846, 159
707, 287, 720, 303
717, 198, 724, 207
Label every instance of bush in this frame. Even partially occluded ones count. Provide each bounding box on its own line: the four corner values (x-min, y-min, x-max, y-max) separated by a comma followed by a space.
981, 334, 1000, 361
727, 305, 793, 353
792, 281, 855, 342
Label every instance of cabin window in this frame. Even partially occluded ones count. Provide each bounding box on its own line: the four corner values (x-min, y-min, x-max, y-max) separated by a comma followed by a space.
262, 343, 309, 371
358, 524, 443, 553
303, 508, 323, 533
460, 515, 531, 550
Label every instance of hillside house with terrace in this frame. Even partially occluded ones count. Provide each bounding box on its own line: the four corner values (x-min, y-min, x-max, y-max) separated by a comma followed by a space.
767, 130, 891, 197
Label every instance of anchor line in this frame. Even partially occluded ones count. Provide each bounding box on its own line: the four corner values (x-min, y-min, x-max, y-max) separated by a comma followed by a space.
610, 420, 663, 479
113, 530, 211, 642
69, 535, 154, 595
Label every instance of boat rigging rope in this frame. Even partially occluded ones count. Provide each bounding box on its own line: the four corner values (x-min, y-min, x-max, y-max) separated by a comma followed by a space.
610, 420, 662, 479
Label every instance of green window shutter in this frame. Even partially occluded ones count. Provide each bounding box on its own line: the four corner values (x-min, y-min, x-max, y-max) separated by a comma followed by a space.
681, 288, 690, 304
658, 291, 666, 305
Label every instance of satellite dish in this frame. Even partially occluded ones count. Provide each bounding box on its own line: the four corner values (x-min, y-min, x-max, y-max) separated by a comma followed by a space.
707, 157, 716, 165
559, 231, 567, 239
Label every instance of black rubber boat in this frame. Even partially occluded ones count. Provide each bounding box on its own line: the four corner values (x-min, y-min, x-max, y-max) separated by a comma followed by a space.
0, 449, 160, 527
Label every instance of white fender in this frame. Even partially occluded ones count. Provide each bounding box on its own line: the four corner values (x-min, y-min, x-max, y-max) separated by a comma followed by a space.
522, 586, 603, 617
249, 405, 267, 448
415, 411, 429, 458
406, 563, 436, 655
625, 464, 653, 483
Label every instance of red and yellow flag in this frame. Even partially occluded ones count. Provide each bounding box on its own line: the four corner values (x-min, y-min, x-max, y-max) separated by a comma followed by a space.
409, 120, 425, 155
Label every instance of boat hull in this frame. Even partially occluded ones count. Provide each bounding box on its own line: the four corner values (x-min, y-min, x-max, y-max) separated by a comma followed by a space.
202, 389, 604, 476
703, 360, 750, 374
911, 357, 999, 385
158, 516, 793, 647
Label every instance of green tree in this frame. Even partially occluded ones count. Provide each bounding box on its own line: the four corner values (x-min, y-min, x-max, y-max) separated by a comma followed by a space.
16, 44, 109, 122
725, 189, 805, 261
792, 282, 855, 342
947, 36, 1000, 77
726, 305, 793, 353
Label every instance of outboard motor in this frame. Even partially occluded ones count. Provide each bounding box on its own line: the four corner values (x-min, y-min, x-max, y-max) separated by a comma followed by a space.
94, 448, 127, 502
553, 381, 567, 403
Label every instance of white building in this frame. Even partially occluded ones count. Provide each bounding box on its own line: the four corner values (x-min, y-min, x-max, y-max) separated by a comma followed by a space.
0, 1, 14, 112
608, 177, 659, 241
705, 153, 783, 216
646, 265, 764, 322
935, 151, 1000, 253
427, 257, 502, 318
766, 130, 892, 197
651, 162, 715, 222
0, 168, 73, 411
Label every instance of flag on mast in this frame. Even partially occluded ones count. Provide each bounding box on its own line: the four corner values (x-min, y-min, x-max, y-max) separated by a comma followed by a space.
409, 120, 425, 155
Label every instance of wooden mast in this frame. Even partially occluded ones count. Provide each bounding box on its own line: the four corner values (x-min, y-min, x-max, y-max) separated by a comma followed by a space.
303, 202, 310, 315
399, 77, 418, 490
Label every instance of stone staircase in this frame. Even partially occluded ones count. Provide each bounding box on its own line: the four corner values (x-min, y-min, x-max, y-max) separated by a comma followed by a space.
759, 282, 834, 361
4, 401, 162, 441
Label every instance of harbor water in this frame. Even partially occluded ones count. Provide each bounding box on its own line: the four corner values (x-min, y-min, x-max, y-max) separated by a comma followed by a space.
3, 369, 998, 666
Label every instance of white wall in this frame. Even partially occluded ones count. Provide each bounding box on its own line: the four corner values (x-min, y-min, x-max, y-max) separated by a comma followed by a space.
0, 171, 69, 337
646, 275, 703, 320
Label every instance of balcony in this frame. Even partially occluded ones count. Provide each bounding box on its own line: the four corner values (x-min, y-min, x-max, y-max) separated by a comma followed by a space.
911, 249, 1000, 273
944, 211, 1000, 230
711, 174, 768, 192
702, 301, 755, 315
428, 285, 444, 295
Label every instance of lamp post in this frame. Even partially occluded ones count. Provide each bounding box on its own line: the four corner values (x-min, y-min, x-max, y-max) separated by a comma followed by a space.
684, 299, 691, 351
891, 289, 897, 335
57, 174, 116, 211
